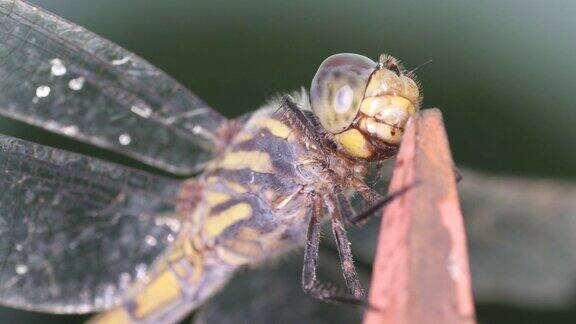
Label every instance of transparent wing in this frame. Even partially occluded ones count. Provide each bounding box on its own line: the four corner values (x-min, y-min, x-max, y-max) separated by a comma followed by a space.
0, 0, 226, 175
0, 134, 184, 313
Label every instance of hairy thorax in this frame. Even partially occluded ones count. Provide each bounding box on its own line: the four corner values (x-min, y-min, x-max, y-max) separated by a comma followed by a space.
182, 98, 356, 267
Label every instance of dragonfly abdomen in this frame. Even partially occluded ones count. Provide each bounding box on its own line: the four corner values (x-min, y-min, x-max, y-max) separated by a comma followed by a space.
89, 233, 236, 324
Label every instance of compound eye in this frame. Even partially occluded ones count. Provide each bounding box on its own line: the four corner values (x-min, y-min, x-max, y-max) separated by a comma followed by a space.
310, 53, 376, 133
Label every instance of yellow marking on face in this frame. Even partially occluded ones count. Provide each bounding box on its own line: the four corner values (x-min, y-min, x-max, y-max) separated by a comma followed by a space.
359, 117, 404, 144
219, 151, 273, 173
204, 203, 252, 238
224, 180, 247, 194
205, 191, 230, 209
364, 69, 402, 98
88, 307, 131, 324
401, 75, 420, 104
334, 128, 373, 158
360, 95, 414, 129
360, 96, 413, 116
259, 118, 292, 139
133, 270, 182, 319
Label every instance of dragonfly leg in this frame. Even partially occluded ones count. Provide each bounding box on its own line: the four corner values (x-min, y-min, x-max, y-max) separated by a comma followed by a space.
348, 176, 385, 205
277, 95, 329, 156
301, 196, 366, 305
331, 213, 366, 298
346, 181, 419, 226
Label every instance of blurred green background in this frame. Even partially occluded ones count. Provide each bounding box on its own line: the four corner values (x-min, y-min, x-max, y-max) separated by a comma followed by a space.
0, 0, 575, 323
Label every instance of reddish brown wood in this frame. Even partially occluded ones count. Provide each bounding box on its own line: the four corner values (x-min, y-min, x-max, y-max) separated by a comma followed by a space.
363, 109, 476, 324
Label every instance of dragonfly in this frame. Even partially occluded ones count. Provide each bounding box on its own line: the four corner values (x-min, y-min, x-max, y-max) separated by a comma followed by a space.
0, 0, 421, 323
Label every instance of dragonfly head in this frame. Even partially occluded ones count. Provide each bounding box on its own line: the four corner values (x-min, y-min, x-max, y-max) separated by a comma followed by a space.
310, 53, 421, 160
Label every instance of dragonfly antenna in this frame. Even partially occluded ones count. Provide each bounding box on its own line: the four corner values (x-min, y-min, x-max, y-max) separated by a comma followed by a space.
408, 59, 433, 74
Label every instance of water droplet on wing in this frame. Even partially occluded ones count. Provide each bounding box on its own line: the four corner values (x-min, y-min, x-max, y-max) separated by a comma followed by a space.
118, 133, 131, 146
68, 77, 85, 91
36, 85, 51, 98
50, 58, 67, 76
15, 264, 28, 275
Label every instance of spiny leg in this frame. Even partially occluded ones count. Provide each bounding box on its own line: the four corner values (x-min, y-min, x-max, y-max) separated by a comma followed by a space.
348, 176, 385, 205
346, 181, 420, 226
331, 212, 365, 298
301, 196, 365, 305
277, 95, 328, 156
335, 190, 355, 223
301, 198, 323, 297
370, 160, 387, 186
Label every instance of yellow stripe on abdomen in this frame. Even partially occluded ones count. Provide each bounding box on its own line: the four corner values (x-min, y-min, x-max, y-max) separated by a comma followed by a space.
88, 267, 183, 324
88, 307, 131, 324
205, 191, 230, 208
203, 203, 252, 238
132, 270, 182, 319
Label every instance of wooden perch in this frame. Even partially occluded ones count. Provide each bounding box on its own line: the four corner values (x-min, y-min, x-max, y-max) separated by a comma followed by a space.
363, 109, 476, 324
